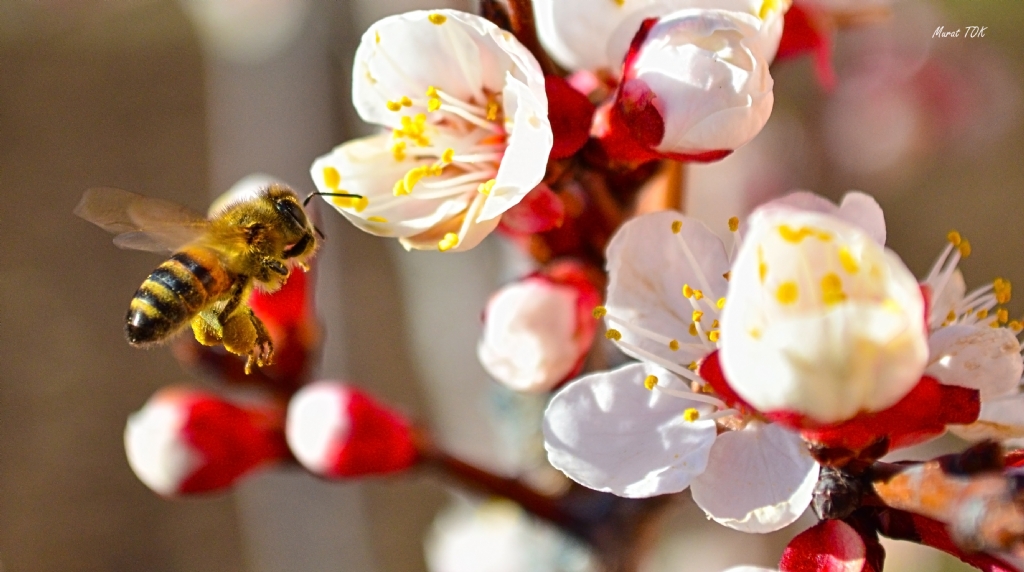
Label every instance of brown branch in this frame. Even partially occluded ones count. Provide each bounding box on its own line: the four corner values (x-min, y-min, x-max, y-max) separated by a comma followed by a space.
503, 0, 561, 76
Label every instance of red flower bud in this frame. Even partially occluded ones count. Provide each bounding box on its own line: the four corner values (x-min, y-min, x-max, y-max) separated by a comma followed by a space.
286, 381, 418, 478
780, 520, 868, 572
124, 387, 288, 496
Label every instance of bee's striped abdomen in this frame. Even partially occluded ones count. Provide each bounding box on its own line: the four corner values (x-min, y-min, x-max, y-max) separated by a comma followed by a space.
125, 249, 229, 345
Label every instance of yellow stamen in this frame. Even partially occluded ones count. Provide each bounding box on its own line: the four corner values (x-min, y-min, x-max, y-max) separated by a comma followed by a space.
959, 240, 972, 258
692, 289, 704, 301
682, 284, 694, 298
947, 230, 962, 246
438, 232, 459, 252
688, 361, 698, 371
711, 320, 719, 328
821, 273, 846, 306
428, 13, 447, 25
427, 98, 442, 112
708, 331, 720, 343
441, 148, 455, 164
671, 220, 683, 234
375, 31, 381, 44
668, 340, 680, 351
323, 166, 341, 190
1009, 320, 1023, 333
386, 100, 402, 112
688, 324, 698, 337
426, 86, 438, 98
403, 166, 429, 194
839, 247, 859, 274
367, 216, 388, 223
946, 310, 957, 322
400, 96, 412, 107
478, 179, 497, 195
605, 329, 622, 341
776, 281, 798, 305
692, 310, 704, 323
683, 408, 700, 422
486, 101, 500, 122
728, 216, 739, 232
977, 309, 989, 319
995, 278, 1012, 304
778, 224, 832, 243
644, 375, 658, 391
592, 306, 607, 319
393, 179, 408, 196
716, 297, 726, 310
998, 308, 1009, 324
391, 141, 407, 161
723, 271, 731, 281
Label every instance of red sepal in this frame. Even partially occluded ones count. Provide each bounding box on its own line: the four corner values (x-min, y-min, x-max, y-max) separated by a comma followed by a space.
776, 4, 836, 90
498, 184, 565, 235
768, 377, 981, 456
545, 74, 595, 160
780, 520, 869, 572
167, 388, 288, 495
697, 350, 756, 413
544, 259, 603, 386
330, 388, 418, 477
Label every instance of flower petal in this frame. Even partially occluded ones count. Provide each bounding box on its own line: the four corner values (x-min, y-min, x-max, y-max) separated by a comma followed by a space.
478, 73, 553, 221
720, 207, 927, 423
950, 393, 1024, 442
310, 134, 471, 238
543, 362, 717, 498
927, 324, 1023, 400
690, 422, 819, 533
754, 191, 886, 246
605, 210, 730, 364
354, 10, 510, 129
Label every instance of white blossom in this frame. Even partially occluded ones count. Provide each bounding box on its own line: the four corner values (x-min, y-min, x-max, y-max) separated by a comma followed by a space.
310, 10, 552, 252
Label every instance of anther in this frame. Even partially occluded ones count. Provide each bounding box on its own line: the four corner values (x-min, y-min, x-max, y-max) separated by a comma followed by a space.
716, 297, 726, 309
477, 179, 496, 195
688, 324, 698, 337
644, 375, 658, 391
728, 217, 739, 232
428, 13, 447, 25
692, 290, 704, 301
839, 247, 859, 274
959, 240, 972, 258
947, 230, 962, 246
688, 361, 698, 371
723, 271, 731, 281
671, 220, 683, 234
386, 100, 402, 112
486, 101, 500, 122
977, 309, 990, 319
438, 232, 459, 252
998, 308, 1009, 324
605, 329, 622, 341
692, 310, 704, 323
776, 281, 798, 305
592, 306, 607, 319
682, 284, 694, 298
708, 331, 720, 343
367, 216, 388, 223
323, 166, 341, 190
668, 340, 680, 351
683, 408, 700, 422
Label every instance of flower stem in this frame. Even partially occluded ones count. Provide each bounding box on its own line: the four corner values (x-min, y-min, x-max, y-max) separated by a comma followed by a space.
501, 0, 562, 76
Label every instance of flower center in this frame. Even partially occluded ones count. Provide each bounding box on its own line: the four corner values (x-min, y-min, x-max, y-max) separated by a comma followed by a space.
926, 230, 1018, 331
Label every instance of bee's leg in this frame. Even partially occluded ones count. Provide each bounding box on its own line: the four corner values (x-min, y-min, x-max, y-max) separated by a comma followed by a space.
262, 258, 288, 276
190, 310, 223, 345
220, 309, 274, 374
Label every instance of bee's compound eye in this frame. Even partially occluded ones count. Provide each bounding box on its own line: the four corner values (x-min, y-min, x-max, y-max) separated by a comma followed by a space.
276, 198, 308, 228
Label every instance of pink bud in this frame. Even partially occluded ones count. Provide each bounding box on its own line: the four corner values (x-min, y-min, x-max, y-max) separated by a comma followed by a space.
124, 387, 288, 496
286, 381, 418, 478
478, 261, 601, 393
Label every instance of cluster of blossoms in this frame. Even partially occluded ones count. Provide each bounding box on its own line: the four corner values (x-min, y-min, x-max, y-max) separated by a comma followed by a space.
111, 1, 1024, 571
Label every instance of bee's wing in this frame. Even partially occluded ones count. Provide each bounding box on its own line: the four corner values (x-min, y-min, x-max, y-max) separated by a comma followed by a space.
75, 187, 210, 252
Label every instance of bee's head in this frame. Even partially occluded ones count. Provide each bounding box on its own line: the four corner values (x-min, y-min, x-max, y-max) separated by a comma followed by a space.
264, 185, 318, 263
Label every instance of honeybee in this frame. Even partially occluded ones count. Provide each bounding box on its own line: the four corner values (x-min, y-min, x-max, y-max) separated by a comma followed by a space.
75, 184, 352, 373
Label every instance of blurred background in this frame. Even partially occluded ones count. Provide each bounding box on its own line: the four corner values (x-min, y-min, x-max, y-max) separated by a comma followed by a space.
1, 0, 1022, 571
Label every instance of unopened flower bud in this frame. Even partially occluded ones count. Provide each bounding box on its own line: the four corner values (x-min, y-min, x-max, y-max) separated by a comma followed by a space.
286, 381, 418, 478
596, 10, 777, 165
124, 386, 288, 496
478, 261, 601, 393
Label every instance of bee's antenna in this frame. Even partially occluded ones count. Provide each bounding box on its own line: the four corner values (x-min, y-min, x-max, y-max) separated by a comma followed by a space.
303, 191, 363, 207
314, 225, 326, 240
